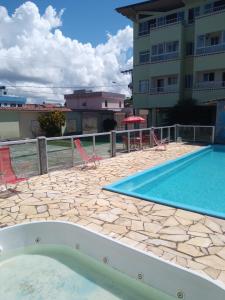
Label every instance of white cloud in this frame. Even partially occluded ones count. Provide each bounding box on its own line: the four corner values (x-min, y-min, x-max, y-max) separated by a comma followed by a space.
0, 2, 133, 103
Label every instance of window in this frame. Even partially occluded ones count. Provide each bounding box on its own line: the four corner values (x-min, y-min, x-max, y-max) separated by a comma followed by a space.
139, 21, 150, 36
188, 7, 200, 23
82, 102, 87, 107
203, 72, 215, 82
185, 75, 193, 88
139, 80, 149, 93
149, 19, 156, 29
151, 41, 179, 62
157, 17, 165, 27
205, 0, 225, 13
197, 35, 205, 48
186, 42, 194, 55
119, 101, 122, 108
168, 76, 178, 85
139, 50, 150, 64
105, 100, 108, 107
210, 35, 220, 45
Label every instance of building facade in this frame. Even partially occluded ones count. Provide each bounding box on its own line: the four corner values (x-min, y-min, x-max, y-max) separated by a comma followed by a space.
64, 90, 126, 133
117, 0, 225, 125
0, 104, 80, 140
0, 86, 27, 107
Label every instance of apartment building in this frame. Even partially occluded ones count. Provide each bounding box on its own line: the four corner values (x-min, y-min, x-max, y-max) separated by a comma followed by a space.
117, 0, 225, 125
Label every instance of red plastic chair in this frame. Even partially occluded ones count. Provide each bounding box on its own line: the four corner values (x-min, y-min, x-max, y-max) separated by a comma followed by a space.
151, 131, 167, 151
74, 139, 102, 168
0, 147, 26, 187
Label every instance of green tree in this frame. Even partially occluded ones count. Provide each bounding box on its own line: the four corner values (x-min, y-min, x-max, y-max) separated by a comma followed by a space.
38, 111, 66, 137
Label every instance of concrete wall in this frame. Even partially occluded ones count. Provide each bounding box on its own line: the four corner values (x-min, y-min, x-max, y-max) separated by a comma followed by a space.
0, 111, 20, 139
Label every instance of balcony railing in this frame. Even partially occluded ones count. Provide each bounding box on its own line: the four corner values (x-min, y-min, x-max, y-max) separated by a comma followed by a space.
196, 43, 225, 55
149, 86, 179, 94
151, 52, 179, 62
194, 81, 225, 89
204, 3, 225, 15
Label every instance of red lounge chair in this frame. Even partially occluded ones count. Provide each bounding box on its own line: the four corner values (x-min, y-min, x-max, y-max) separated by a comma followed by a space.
74, 139, 102, 168
0, 147, 26, 187
151, 131, 167, 151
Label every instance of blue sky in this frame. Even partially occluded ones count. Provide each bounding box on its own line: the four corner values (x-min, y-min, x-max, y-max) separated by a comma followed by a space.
1, 0, 142, 45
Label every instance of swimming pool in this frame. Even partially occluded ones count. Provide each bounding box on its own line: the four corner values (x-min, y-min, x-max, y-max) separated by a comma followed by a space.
104, 145, 225, 219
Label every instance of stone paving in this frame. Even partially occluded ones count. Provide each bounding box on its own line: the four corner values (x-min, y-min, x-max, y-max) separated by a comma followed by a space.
1, 143, 225, 285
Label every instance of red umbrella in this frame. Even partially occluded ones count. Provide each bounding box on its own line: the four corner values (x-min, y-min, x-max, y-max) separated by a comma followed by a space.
122, 116, 145, 124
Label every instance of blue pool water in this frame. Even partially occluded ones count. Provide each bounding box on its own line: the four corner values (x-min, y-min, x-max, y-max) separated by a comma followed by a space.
104, 145, 225, 219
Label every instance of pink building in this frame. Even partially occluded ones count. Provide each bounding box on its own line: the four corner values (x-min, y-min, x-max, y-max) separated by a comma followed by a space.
64, 90, 125, 111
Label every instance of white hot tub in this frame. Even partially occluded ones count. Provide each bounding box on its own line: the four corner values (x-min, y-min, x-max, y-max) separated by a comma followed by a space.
0, 221, 224, 299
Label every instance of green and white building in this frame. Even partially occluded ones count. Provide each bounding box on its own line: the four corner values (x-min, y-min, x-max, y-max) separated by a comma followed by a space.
117, 0, 225, 125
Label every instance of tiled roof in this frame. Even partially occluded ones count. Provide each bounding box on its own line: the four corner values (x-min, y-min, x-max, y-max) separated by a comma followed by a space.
0, 104, 71, 112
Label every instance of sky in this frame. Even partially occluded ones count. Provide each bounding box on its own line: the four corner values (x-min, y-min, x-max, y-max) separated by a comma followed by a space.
0, 1, 142, 103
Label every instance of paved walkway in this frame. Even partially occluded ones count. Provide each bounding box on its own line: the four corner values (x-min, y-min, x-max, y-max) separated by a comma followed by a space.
1, 143, 225, 285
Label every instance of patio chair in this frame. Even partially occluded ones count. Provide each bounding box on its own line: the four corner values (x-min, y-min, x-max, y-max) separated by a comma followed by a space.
0, 147, 26, 189
151, 131, 168, 151
74, 139, 102, 169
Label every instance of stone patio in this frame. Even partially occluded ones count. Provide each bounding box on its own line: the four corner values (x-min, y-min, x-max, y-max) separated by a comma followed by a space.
1, 143, 225, 285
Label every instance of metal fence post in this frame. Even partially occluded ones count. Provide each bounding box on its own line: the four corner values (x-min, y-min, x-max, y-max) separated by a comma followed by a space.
127, 131, 131, 153
168, 127, 171, 142
71, 137, 75, 166
37, 136, 48, 175
150, 127, 154, 148
175, 124, 178, 142
212, 126, 215, 144
193, 126, 196, 142
111, 131, 116, 157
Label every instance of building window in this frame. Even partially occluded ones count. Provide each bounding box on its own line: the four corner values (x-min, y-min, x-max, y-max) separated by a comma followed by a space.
105, 100, 108, 107
82, 102, 87, 107
139, 80, 149, 93
168, 76, 178, 85
139, 50, 150, 64
151, 41, 179, 62
197, 35, 205, 48
138, 21, 150, 36
203, 72, 215, 82
119, 101, 122, 108
185, 75, 193, 88
188, 7, 200, 24
186, 42, 194, 55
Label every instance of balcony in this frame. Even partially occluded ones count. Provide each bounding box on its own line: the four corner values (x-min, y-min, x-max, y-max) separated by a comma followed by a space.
193, 81, 225, 103
151, 52, 179, 63
195, 81, 225, 89
204, 3, 225, 15
149, 86, 179, 94
196, 43, 225, 55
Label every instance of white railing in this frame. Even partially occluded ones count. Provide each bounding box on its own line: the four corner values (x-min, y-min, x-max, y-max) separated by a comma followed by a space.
196, 43, 225, 55
204, 3, 225, 15
149, 86, 179, 94
195, 81, 225, 89
151, 52, 179, 62
0, 124, 215, 177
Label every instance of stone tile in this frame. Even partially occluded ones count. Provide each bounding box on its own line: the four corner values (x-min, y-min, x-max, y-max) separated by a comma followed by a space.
159, 226, 186, 235
144, 222, 162, 233
187, 237, 212, 248
163, 217, 179, 227
178, 243, 204, 257
103, 224, 128, 235
161, 234, 189, 242
205, 219, 223, 234
196, 255, 225, 270
20, 205, 36, 215
189, 223, 213, 234
126, 231, 148, 242
131, 220, 144, 231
